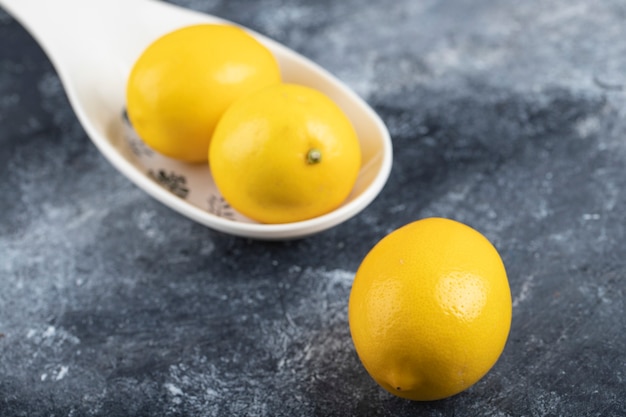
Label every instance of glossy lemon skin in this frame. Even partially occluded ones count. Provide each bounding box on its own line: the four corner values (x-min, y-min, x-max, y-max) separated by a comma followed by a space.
126, 24, 281, 163
349, 217, 512, 401
209, 83, 361, 224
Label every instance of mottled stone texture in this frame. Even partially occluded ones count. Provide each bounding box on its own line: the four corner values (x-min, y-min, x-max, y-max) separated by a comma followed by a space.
1, 0, 626, 416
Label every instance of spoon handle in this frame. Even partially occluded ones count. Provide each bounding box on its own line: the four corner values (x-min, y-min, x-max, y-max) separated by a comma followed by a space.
2, 0, 126, 69
0, 0, 221, 147
0, 0, 211, 80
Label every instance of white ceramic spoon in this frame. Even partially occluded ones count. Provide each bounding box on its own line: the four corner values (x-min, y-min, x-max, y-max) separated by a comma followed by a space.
1, 0, 393, 240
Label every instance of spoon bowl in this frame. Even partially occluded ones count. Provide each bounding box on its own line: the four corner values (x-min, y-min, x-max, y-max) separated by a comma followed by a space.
1, 0, 392, 239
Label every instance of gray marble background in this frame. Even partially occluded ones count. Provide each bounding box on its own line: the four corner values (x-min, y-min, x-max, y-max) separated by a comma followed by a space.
1, 0, 626, 416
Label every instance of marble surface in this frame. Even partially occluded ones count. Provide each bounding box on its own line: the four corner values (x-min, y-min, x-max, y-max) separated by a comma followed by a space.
1, 0, 626, 415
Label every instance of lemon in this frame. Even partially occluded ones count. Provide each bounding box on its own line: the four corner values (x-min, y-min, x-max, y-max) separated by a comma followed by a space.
126, 24, 281, 163
209, 83, 361, 224
349, 217, 512, 401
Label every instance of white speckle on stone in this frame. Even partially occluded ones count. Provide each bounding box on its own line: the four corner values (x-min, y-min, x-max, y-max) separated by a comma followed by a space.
55, 366, 69, 381
535, 3, 590, 26
531, 200, 550, 220
425, 42, 462, 76
322, 269, 354, 293
137, 209, 165, 242
200, 240, 215, 256
513, 274, 535, 308
597, 286, 611, 304
41, 373, 48, 381
575, 115, 601, 138
165, 382, 184, 396
43, 326, 56, 338
582, 213, 601, 220
284, 312, 296, 328
389, 203, 406, 214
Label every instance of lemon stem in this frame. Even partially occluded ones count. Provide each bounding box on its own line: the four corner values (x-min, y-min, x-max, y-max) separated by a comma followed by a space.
307, 148, 322, 164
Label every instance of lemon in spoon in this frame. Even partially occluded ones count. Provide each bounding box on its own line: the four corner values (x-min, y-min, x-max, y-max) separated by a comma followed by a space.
126, 24, 281, 163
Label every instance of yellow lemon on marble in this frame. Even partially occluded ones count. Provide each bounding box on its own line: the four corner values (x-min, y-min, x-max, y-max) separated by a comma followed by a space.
209, 83, 361, 224
126, 23, 281, 163
349, 217, 512, 401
